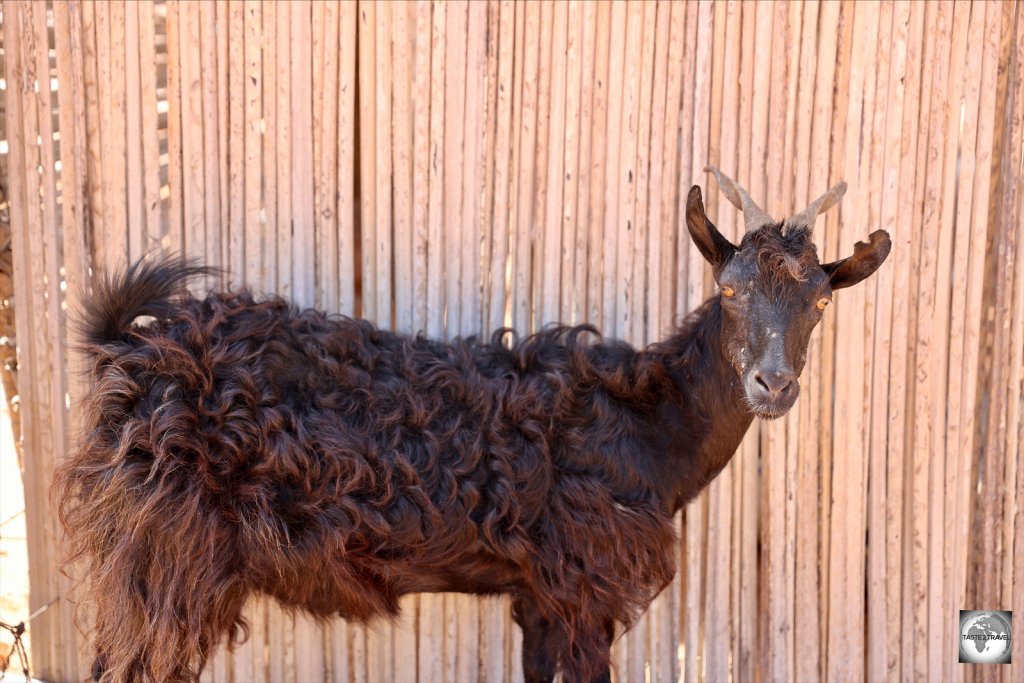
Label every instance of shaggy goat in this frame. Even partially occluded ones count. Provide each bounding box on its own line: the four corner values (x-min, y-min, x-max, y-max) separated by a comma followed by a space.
56, 168, 890, 683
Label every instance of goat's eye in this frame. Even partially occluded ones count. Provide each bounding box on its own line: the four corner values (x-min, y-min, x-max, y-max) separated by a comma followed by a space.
721, 286, 735, 297
816, 297, 831, 310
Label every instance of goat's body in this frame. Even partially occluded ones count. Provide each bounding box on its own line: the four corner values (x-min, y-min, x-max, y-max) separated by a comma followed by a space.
63, 262, 749, 682
59, 168, 891, 683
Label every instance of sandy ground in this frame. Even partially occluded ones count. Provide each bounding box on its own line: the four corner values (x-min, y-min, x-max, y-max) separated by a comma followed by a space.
0, 380, 31, 675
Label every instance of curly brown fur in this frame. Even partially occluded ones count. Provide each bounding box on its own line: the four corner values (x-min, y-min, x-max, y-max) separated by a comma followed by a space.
57, 260, 697, 682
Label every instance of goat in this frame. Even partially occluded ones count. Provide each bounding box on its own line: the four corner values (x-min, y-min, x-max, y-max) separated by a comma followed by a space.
55, 168, 890, 683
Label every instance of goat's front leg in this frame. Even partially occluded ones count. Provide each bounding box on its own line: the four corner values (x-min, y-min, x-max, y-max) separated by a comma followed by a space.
511, 595, 613, 683
512, 594, 561, 683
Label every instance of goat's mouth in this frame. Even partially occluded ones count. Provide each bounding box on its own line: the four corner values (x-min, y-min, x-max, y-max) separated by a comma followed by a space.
742, 382, 800, 420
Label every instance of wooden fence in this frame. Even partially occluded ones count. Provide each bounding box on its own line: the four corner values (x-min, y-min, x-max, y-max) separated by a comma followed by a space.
1, 1, 1022, 681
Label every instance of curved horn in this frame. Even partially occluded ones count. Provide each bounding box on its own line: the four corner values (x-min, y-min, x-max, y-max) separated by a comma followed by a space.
704, 166, 772, 233
788, 180, 848, 229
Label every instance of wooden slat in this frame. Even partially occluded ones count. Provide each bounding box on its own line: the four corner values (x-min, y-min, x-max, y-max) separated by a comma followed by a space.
391, 0, 413, 332
226, 0, 245, 288
291, 0, 316, 309
372, 0, 393, 330
124, 0, 144, 260
357, 0, 377, 321
198, 0, 221, 285
338, 0, 358, 317
541, 0, 568, 326
585, 0, 611, 328
137, 0, 162, 252
243, 0, 263, 292
411, 0, 432, 331
3, 3, 1023, 682
511, 0, 538, 331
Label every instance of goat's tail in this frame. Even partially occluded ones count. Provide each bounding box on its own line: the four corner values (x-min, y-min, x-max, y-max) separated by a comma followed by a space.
76, 257, 212, 351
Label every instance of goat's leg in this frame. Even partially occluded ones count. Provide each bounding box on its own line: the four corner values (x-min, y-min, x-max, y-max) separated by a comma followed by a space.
511, 595, 561, 683
512, 595, 615, 683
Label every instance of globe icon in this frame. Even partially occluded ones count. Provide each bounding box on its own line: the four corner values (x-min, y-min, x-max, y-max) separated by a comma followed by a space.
959, 611, 1012, 664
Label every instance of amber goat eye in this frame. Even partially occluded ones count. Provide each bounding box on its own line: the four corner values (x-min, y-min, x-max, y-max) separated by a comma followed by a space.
721, 286, 735, 297
816, 297, 831, 310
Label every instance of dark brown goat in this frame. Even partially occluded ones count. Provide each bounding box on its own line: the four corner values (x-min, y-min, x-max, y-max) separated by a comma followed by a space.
55, 169, 890, 683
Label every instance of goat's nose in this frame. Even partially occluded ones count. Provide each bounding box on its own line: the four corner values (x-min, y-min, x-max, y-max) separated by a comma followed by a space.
753, 371, 795, 398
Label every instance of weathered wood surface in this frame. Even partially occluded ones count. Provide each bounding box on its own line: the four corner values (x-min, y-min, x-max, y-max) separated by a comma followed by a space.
1, 1, 1021, 681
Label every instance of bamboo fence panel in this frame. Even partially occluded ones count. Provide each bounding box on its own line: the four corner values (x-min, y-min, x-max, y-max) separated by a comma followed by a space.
1, 2, 1022, 682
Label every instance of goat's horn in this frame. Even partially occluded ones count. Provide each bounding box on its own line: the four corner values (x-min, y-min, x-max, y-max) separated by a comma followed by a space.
788, 181, 848, 229
704, 166, 772, 233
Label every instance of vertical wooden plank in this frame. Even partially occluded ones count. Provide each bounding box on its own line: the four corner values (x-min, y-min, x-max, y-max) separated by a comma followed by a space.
107, 1, 128, 269
311, 0, 326, 304
215, 0, 229, 280
902, 4, 939, 681
570, 0, 597, 327
178, 0, 205, 266
527, 0, 552, 335
357, 0, 377, 321
916, 4, 955, 683
373, 0, 393, 329
392, 0, 413, 332
82, 0, 107, 259
539, 0, 567, 327
275, 0, 293, 298
595, 0, 624, 333
226, 0, 245, 287
291, 0, 316, 309
261, 0, 278, 291
585, 0, 611, 329
862, 5, 895, 683
330, 612, 350, 683
124, 0, 145, 260
461, 0, 487, 338
412, 0, 434, 332
243, 0, 263, 293
337, 0, 357, 317
484, 0, 515, 335
137, 0, 162, 252
511, 0, 537, 332
198, 0, 221, 285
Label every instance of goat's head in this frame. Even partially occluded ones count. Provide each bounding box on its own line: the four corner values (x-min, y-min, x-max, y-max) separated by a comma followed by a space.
686, 167, 891, 419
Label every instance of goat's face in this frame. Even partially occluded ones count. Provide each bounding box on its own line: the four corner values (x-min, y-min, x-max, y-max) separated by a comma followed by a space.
686, 172, 891, 419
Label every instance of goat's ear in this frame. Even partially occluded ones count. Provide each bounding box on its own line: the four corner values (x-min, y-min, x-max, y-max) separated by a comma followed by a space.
822, 230, 892, 290
686, 186, 736, 272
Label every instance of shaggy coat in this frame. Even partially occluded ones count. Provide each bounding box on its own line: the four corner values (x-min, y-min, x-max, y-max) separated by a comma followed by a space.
56, 180, 890, 683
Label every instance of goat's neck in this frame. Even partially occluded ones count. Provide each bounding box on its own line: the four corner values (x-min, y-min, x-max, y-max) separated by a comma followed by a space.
647, 297, 755, 511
